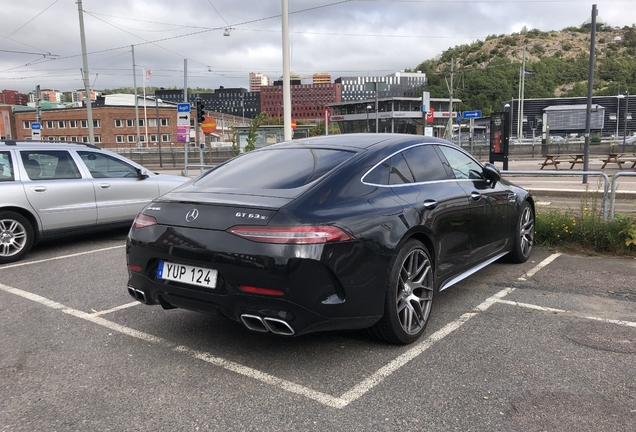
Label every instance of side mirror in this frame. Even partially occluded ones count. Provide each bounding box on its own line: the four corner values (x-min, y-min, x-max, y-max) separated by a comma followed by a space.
136, 167, 149, 179
482, 162, 501, 184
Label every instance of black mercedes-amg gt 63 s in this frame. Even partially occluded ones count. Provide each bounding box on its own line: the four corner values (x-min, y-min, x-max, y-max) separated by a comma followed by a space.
126, 134, 534, 344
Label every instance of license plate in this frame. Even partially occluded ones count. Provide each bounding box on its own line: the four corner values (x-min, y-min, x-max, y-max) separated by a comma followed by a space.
157, 261, 217, 289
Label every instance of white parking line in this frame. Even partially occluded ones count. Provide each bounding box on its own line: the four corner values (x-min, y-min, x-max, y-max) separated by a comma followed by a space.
518, 252, 561, 281
92, 301, 140, 316
0, 245, 125, 270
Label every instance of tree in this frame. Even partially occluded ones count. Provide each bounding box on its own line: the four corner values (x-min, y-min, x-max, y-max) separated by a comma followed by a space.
245, 112, 268, 152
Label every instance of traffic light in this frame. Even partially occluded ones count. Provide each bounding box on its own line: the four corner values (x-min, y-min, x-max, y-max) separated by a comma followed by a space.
195, 98, 205, 123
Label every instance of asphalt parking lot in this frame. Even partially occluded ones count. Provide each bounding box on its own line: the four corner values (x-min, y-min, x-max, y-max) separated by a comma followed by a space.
1, 231, 635, 431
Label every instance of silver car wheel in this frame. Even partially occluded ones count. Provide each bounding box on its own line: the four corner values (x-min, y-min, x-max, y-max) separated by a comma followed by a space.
396, 247, 434, 335
519, 204, 534, 259
0, 217, 28, 258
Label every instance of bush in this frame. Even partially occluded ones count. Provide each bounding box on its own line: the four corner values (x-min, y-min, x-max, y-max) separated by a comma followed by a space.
535, 210, 636, 256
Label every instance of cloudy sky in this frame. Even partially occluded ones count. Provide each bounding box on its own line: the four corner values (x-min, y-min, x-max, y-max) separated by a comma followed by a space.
1, 0, 634, 94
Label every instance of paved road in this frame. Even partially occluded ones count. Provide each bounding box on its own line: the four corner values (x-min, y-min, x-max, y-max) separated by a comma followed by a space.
1, 232, 635, 431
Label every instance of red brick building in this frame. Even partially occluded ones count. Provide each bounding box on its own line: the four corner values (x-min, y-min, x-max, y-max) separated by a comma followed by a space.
1, 90, 29, 106
12, 106, 181, 148
260, 82, 341, 120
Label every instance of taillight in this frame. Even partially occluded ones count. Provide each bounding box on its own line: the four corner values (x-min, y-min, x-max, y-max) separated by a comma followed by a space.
132, 213, 157, 229
227, 225, 353, 244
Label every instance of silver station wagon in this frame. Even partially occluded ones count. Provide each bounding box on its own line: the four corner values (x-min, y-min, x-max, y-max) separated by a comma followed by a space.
0, 140, 188, 264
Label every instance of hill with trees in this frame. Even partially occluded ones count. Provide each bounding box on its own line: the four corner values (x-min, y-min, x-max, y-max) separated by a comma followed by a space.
413, 24, 636, 115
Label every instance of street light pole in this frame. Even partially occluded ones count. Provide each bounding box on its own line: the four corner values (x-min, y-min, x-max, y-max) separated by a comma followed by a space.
155, 97, 163, 167
583, 4, 598, 184
616, 93, 623, 144
623, 90, 630, 151
366, 105, 372, 132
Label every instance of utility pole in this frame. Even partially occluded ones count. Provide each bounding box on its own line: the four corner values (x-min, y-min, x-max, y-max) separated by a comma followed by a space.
282, 0, 292, 141
132, 45, 141, 147
446, 59, 454, 140
583, 4, 598, 184
518, 41, 527, 140
77, 0, 94, 145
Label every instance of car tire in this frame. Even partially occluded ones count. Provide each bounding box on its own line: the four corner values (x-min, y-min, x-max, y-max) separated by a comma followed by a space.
506, 201, 534, 263
370, 240, 435, 345
0, 211, 34, 264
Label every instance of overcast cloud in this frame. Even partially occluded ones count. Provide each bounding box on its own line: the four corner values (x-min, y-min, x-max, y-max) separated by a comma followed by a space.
1, 0, 635, 94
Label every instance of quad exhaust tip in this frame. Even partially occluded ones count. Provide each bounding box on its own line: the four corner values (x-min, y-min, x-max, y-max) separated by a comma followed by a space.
240, 314, 295, 336
127, 286, 148, 304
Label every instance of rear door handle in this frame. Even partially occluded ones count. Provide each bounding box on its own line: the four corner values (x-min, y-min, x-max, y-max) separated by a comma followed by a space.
30, 186, 47, 192
471, 192, 482, 201
99, 183, 111, 189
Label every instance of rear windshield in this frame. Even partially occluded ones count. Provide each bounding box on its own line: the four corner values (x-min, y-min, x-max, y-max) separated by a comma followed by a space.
195, 148, 354, 189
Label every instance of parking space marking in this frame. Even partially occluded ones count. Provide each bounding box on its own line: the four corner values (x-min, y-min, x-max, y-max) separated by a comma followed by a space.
92, 301, 140, 316
0, 245, 125, 270
497, 299, 566, 313
0, 251, 610, 409
0, 280, 516, 409
518, 252, 561, 281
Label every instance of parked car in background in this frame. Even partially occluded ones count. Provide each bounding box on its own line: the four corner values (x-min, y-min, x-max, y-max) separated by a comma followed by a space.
0, 140, 188, 264
126, 134, 535, 345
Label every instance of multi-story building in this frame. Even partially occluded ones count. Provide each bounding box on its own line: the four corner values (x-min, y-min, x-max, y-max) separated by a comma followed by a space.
312, 73, 331, 85
249, 72, 270, 92
155, 88, 260, 119
31, 89, 64, 104
260, 82, 341, 120
1, 89, 29, 106
335, 71, 427, 102
71, 89, 98, 104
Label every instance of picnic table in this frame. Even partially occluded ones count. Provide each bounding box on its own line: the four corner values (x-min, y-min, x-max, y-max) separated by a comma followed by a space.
601, 153, 625, 169
540, 154, 584, 170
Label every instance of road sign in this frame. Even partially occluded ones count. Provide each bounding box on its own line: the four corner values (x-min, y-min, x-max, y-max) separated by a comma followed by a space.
201, 117, 216, 134
462, 110, 482, 119
31, 122, 41, 140
177, 104, 190, 126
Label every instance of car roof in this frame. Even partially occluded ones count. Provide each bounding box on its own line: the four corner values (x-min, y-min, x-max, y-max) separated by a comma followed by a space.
0, 140, 101, 150
265, 133, 457, 151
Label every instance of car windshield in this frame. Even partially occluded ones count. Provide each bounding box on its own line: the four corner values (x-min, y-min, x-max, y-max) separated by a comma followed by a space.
195, 148, 354, 190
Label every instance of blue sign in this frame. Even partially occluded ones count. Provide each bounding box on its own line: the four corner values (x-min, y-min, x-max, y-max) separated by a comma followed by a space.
462, 110, 482, 119
177, 103, 191, 113
31, 122, 41, 130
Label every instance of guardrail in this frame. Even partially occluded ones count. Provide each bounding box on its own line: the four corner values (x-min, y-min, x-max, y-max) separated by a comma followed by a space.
503, 171, 610, 221
610, 172, 636, 220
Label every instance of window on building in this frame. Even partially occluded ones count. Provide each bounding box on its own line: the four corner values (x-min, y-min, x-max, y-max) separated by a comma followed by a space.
23, 121, 31, 129
138, 119, 145, 127
116, 135, 124, 143
59, 136, 67, 141
58, 121, 66, 128
81, 120, 88, 128
161, 118, 168, 126
115, 119, 123, 127
161, 134, 170, 142
46, 121, 54, 129
149, 119, 157, 127
82, 136, 89, 142
93, 120, 100, 128
69, 120, 78, 128
126, 119, 134, 127
93, 136, 101, 143
127, 135, 136, 143
70, 136, 78, 142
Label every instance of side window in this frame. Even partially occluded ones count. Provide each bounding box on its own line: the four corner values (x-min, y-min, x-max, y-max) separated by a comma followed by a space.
436, 145, 484, 180
78, 151, 138, 178
0, 151, 15, 181
402, 145, 449, 182
20, 151, 81, 180
364, 153, 415, 186
388, 153, 414, 185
